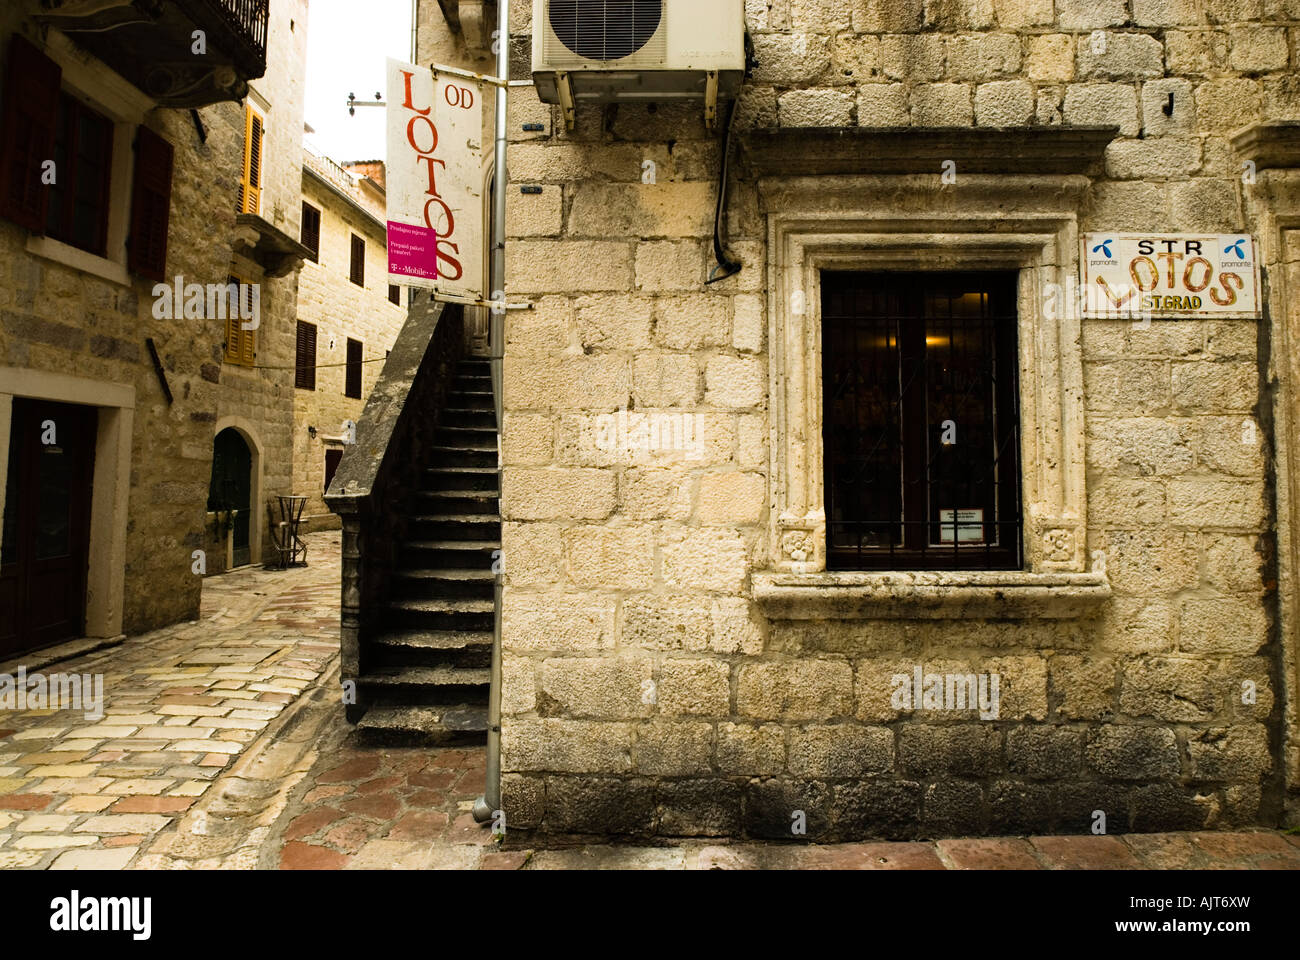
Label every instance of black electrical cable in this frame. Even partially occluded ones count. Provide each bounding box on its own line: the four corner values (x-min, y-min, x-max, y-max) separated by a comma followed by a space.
706, 96, 742, 284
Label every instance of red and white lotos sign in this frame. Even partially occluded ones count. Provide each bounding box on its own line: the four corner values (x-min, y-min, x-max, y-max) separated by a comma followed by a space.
385, 58, 483, 299
1080, 233, 1261, 319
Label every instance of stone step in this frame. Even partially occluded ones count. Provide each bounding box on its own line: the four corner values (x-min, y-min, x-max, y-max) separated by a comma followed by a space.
422, 465, 499, 491
359, 665, 491, 687
428, 445, 496, 468
355, 704, 489, 745
388, 598, 494, 615
372, 629, 494, 651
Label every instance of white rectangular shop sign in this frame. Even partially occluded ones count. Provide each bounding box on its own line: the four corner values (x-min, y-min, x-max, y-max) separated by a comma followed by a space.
386, 58, 483, 299
1080, 233, 1260, 319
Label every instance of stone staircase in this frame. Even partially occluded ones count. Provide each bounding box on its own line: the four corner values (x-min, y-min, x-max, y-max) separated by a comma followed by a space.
353, 357, 498, 744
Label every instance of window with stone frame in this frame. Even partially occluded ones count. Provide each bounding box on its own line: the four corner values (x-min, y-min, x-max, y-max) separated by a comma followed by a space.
45, 90, 113, 257
300, 201, 320, 261
344, 336, 362, 398
821, 271, 1023, 570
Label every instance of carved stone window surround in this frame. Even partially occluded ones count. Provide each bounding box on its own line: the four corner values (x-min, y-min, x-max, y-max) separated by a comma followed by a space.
755, 174, 1110, 617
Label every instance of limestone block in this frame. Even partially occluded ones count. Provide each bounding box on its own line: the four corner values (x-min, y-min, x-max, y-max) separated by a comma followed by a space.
1084, 726, 1180, 779
618, 467, 693, 520
567, 182, 715, 239
659, 659, 731, 715
1193, 79, 1261, 132
732, 294, 764, 353
1141, 79, 1196, 136
1056, 0, 1129, 28
993, 0, 1055, 26
1166, 31, 1230, 77
1171, 361, 1256, 412
717, 722, 786, 775
540, 657, 653, 718
945, 33, 1022, 81
696, 471, 766, 525
633, 721, 714, 775
851, 0, 925, 31
502, 591, 616, 650
1084, 360, 1171, 413
1095, 529, 1199, 594
880, 35, 945, 82
1168, 180, 1241, 231
788, 724, 893, 778
632, 354, 701, 407
1188, 725, 1271, 779
831, 34, 883, 81
502, 467, 617, 520
704, 355, 766, 408
974, 80, 1034, 125
856, 84, 910, 126
1119, 658, 1216, 721
502, 522, 563, 586
502, 718, 632, 773
508, 240, 633, 293
1178, 595, 1267, 654
1132, 0, 1201, 25
502, 659, 537, 714
1078, 32, 1165, 79
501, 413, 555, 465
575, 295, 653, 351
655, 295, 731, 350
1227, 26, 1289, 73
503, 355, 630, 410
1024, 36, 1073, 85
736, 661, 854, 721
778, 89, 855, 127
1063, 83, 1140, 136
635, 240, 707, 292
910, 83, 974, 125
1050, 654, 1117, 720
749, 33, 832, 85
1088, 478, 1168, 526
505, 187, 562, 237
1086, 181, 1169, 231
1087, 417, 1195, 476
562, 525, 655, 589
661, 528, 751, 593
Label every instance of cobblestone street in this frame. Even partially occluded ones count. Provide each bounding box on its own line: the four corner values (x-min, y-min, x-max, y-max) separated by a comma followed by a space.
2, 533, 1298, 870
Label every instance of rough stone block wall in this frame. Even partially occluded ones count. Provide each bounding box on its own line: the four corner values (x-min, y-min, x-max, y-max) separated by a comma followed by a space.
463, 0, 1295, 837
0, 12, 253, 634
292, 173, 406, 526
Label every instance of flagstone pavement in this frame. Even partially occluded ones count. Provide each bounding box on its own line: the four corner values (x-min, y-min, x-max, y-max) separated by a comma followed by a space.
1, 530, 1298, 870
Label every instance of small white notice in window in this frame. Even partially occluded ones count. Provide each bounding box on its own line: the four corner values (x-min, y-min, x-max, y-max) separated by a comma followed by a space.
938, 509, 984, 543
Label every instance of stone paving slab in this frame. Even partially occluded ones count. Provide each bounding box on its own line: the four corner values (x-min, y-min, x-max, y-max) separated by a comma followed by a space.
0, 532, 342, 870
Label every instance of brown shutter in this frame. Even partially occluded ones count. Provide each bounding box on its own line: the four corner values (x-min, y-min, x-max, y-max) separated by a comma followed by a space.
345, 337, 362, 398
127, 125, 173, 282
239, 281, 256, 365
349, 234, 364, 286
295, 320, 316, 390
0, 34, 62, 233
300, 201, 320, 261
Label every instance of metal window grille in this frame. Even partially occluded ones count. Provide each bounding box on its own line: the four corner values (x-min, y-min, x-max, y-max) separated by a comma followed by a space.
820, 271, 1023, 571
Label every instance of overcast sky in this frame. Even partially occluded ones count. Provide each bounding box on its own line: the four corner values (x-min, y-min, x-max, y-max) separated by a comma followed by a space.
303, 0, 412, 164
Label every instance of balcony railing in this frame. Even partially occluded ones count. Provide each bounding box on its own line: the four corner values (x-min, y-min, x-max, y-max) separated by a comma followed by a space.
39, 0, 270, 107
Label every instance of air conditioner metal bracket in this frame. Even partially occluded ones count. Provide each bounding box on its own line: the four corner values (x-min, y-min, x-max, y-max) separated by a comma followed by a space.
556, 71, 575, 131
704, 70, 718, 131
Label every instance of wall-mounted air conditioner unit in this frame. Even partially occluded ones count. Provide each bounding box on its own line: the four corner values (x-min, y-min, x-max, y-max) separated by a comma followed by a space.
532, 0, 745, 129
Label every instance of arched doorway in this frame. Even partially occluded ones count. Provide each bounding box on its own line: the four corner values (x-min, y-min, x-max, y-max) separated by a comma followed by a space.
209, 427, 252, 567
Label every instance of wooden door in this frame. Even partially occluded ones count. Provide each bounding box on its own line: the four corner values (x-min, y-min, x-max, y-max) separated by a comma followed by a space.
0, 399, 97, 656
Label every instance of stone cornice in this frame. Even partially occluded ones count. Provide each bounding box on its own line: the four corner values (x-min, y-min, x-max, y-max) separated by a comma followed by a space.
1232, 121, 1300, 170
740, 126, 1119, 177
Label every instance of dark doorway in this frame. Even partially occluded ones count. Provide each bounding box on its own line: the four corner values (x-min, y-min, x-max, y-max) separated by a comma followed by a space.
323, 447, 342, 495
0, 399, 97, 657
821, 271, 1022, 570
208, 427, 252, 567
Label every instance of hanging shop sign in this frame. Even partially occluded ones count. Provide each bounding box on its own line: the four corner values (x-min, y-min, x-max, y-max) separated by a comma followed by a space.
386, 58, 484, 300
1080, 233, 1260, 319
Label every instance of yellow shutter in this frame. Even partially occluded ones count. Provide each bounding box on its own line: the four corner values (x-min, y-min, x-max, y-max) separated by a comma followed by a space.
239, 104, 263, 215
240, 282, 256, 364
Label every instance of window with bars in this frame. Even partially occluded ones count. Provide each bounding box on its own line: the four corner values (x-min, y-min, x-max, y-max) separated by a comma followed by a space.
223, 275, 256, 366
295, 320, 316, 390
388, 283, 400, 305
349, 234, 364, 286
45, 90, 113, 257
820, 271, 1022, 571
301, 201, 320, 261
344, 337, 362, 398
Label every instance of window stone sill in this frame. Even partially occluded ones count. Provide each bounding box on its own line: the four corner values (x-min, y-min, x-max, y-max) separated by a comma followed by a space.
751, 570, 1111, 620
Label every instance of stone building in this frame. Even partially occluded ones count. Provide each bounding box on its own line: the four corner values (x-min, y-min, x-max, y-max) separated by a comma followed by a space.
205, 0, 312, 574
293, 152, 406, 531
0, 0, 274, 653
341, 0, 1300, 839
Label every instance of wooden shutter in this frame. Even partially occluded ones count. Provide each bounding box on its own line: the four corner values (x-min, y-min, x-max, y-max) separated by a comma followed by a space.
300, 201, 320, 260
0, 34, 61, 233
295, 320, 316, 390
239, 104, 262, 215
349, 234, 364, 286
345, 338, 362, 398
127, 124, 173, 281
239, 282, 256, 364
388, 284, 400, 305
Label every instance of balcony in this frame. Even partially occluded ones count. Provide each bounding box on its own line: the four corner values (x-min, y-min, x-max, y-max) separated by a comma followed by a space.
37, 0, 269, 107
